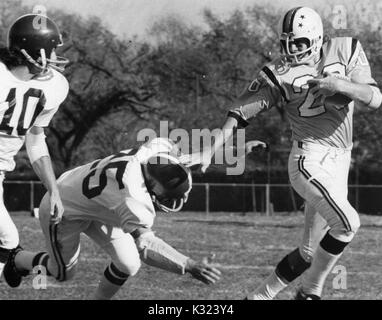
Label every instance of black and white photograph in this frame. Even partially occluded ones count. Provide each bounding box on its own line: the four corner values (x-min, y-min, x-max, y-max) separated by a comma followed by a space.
0, 0, 380, 309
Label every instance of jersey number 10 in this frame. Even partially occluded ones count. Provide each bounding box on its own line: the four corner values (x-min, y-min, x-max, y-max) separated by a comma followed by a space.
0, 88, 46, 136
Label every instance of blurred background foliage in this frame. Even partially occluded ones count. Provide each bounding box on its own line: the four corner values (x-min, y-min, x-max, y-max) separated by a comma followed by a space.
1, 0, 382, 183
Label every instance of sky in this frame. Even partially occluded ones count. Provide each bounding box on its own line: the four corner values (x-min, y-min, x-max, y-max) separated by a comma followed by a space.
21, 0, 366, 40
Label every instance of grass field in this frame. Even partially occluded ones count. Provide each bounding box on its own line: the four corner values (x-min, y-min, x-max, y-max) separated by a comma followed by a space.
0, 211, 381, 300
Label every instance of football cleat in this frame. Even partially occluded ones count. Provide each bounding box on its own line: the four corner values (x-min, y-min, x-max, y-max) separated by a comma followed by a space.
3, 245, 29, 288
294, 289, 321, 300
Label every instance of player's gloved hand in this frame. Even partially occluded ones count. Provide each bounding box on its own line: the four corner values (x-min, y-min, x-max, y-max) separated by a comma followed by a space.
179, 149, 212, 173
185, 258, 222, 285
308, 72, 342, 97
245, 140, 269, 154
49, 190, 64, 224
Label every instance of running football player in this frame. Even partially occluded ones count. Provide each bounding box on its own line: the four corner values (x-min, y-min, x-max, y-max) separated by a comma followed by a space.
181, 7, 382, 299
0, 14, 69, 278
3, 138, 221, 299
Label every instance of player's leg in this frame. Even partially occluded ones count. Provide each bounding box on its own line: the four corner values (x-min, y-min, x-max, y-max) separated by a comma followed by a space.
4, 194, 87, 287
290, 148, 359, 298
246, 203, 327, 300
84, 222, 141, 300
0, 171, 19, 277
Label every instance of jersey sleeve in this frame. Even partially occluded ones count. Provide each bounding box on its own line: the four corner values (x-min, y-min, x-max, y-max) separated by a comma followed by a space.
33, 73, 69, 127
115, 197, 155, 233
136, 137, 179, 163
227, 67, 283, 127
346, 38, 377, 86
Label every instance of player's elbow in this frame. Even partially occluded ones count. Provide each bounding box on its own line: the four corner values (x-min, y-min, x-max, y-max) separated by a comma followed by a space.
25, 130, 50, 164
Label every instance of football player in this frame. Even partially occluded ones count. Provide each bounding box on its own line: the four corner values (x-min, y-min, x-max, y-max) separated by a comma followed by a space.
3, 138, 221, 300
181, 7, 382, 299
0, 14, 69, 278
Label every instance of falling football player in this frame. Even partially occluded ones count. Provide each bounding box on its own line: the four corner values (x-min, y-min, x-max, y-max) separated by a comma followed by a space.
3, 138, 221, 299
0, 14, 69, 278
181, 6, 382, 299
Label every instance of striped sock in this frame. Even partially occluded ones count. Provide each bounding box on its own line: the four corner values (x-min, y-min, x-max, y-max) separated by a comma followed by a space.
14, 251, 51, 276
92, 263, 129, 300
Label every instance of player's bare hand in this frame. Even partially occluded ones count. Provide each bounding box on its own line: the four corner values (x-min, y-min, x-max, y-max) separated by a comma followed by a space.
179, 150, 212, 173
308, 72, 340, 97
245, 140, 268, 154
185, 258, 222, 285
49, 190, 64, 224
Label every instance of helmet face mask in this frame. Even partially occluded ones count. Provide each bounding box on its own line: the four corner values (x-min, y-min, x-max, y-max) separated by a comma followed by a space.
7, 14, 69, 75
143, 153, 192, 213
278, 7, 323, 64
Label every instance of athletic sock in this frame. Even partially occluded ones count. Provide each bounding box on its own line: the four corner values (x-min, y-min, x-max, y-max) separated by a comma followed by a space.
301, 245, 342, 297
92, 263, 129, 300
247, 271, 288, 300
15, 251, 50, 275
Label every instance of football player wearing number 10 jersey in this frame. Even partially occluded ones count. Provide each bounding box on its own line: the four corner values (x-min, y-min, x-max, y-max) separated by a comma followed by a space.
181, 7, 382, 299
3, 138, 221, 299
0, 14, 69, 278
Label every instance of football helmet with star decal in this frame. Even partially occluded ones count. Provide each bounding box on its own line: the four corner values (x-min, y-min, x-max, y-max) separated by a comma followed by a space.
278, 7, 323, 64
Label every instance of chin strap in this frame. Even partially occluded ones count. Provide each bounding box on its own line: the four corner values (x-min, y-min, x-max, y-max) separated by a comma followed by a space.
152, 195, 185, 213
20, 48, 69, 74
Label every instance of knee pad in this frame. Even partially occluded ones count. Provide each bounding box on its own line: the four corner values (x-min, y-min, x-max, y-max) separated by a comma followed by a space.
275, 248, 311, 283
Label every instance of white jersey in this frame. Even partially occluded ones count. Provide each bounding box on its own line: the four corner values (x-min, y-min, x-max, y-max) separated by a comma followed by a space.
56, 138, 176, 233
0, 62, 69, 171
229, 37, 377, 149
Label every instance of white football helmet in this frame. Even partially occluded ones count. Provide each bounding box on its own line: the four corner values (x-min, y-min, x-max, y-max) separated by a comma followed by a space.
278, 7, 323, 64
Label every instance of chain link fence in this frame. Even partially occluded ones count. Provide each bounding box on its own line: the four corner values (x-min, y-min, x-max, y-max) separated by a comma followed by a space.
4, 181, 382, 215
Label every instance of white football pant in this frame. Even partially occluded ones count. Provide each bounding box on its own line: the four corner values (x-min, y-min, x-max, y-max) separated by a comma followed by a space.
38, 193, 141, 281
289, 141, 360, 246
0, 171, 19, 250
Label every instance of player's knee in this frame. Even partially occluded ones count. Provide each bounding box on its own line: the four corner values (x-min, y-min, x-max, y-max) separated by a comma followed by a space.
64, 264, 77, 281
299, 245, 314, 263
48, 259, 77, 282
329, 208, 360, 243
275, 248, 311, 283
114, 256, 141, 276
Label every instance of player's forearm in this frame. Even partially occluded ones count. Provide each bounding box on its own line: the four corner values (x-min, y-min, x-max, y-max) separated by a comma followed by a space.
134, 230, 189, 275
337, 80, 382, 109
31, 156, 60, 195
208, 116, 238, 157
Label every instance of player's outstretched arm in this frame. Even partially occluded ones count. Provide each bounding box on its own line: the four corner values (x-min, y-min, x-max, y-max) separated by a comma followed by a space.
26, 126, 64, 224
132, 227, 221, 284
179, 116, 238, 172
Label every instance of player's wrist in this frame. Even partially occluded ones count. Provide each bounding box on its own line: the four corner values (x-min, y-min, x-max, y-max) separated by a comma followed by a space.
184, 258, 196, 273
